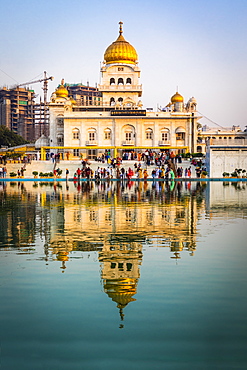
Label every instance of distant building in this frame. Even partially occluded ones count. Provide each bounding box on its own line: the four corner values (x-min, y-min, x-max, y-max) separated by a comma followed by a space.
65, 83, 102, 107
0, 86, 36, 142
197, 125, 247, 154
48, 22, 200, 159
205, 137, 247, 177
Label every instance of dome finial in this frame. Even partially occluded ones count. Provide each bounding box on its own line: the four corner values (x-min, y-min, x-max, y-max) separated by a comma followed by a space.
119, 21, 123, 35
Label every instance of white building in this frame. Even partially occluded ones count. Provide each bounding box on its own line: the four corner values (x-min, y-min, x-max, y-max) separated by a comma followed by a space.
48, 22, 200, 160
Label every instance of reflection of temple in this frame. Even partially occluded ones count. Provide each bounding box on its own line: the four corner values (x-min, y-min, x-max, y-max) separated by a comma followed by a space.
44, 181, 202, 270
1, 181, 208, 322
0, 184, 37, 250
99, 241, 142, 324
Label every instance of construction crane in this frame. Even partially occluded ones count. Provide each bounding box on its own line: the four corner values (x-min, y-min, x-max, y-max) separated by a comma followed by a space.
14, 71, 54, 138
16, 71, 54, 104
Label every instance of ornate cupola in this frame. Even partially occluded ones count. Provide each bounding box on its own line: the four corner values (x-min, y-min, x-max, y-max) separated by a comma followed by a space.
98, 22, 142, 108
55, 79, 69, 98
104, 21, 138, 65
171, 91, 184, 112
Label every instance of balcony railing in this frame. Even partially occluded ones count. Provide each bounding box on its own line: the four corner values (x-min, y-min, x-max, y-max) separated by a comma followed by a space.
85, 141, 98, 146
98, 84, 142, 91
176, 139, 185, 146
158, 140, 170, 146
122, 141, 135, 146
208, 138, 247, 146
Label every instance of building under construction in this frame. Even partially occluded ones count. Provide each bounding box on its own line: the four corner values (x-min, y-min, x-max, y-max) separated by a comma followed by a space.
0, 86, 36, 142
0, 72, 54, 143
65, 83, 102, 106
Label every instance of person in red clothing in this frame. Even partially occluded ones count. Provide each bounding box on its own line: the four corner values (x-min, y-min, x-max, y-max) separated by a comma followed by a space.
76, 168, 81, 180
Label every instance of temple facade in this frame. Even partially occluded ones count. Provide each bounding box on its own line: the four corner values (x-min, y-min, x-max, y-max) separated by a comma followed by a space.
48, 22, 200, 159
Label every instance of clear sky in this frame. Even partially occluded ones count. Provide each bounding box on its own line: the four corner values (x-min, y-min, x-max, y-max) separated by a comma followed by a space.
1, 0, 247, 128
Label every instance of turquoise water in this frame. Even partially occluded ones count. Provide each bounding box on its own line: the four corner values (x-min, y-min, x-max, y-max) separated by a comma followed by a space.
0, 180, 246, 369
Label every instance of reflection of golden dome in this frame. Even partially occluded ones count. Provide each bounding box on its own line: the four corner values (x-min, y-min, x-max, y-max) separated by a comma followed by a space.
55, 79, 69, 98
104, 278, 137, 306
56, 251, 69, 261
171, 91, 184, 103
104, 22, 138, 65
104, 278, 137, 321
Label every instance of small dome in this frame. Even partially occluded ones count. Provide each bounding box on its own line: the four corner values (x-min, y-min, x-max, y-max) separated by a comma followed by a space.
35, 134, 49, 149
171, 91, 184, 103
55, 79, 68, 98
189, 96, 197, 103
104, 22, 138, 65
70, 98, 77, 105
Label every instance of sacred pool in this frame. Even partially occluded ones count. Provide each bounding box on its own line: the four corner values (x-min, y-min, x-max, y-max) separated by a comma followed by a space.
0, 180, 246, 369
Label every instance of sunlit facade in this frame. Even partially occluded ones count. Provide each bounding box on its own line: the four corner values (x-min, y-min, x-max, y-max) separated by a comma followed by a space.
48, 22, 200, 158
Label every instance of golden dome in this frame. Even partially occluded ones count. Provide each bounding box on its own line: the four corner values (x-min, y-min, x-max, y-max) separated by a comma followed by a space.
104, 22, 138, 65
171, 91, 184, 103
70, 98, 77, 105
55, 79, 69, 98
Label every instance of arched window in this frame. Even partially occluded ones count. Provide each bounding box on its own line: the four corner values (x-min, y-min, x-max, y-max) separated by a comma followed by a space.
110, 97, 115, 106
175, 127, 185, 140
145, 128, 153, 140
110, 78, 115, 85
118, 97, 123, 103
118, 78, 124, 85
161, 128, 170, 142
126, 78, 131, 84
57, 118, 64, 127
88, 128, 96, 141
123, 125, 135, 142
104, 128, 111, 140
57, 134, 64, 145
72, 128, 79, 140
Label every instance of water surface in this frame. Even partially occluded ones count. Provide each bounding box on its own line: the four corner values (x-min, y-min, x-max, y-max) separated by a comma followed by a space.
0, 180, 246, 369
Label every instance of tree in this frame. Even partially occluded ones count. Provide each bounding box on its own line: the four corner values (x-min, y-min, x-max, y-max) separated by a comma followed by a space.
0, 126, 29, 147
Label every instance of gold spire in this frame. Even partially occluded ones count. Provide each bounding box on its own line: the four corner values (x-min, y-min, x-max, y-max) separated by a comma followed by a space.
119, 21, 123, 35
104, 22, 138, 65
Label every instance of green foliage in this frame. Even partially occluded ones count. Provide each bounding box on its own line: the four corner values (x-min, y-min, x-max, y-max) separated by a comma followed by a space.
9, 172, 17, 177
181, 152, 204, 159
191, 152, 204, 158
0, 126, 29, 147
39, 172, 53, 177
181, 153, 191, 158
32, 171, 38, 176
